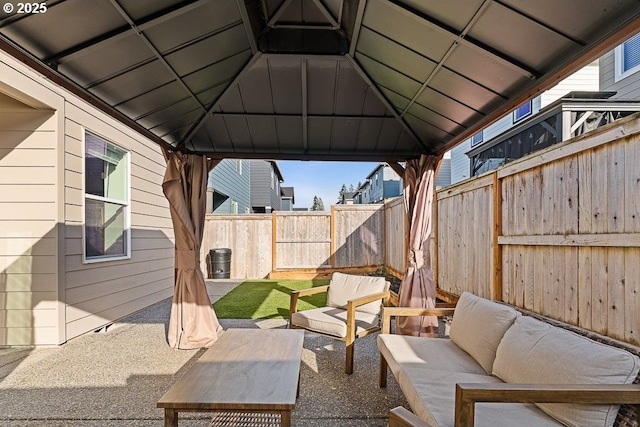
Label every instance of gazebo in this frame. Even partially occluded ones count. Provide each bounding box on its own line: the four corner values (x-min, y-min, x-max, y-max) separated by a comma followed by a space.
1, 0, 639, 347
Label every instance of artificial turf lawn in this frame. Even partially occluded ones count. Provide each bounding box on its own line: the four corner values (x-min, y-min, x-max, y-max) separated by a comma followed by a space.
212, 279, 330, 319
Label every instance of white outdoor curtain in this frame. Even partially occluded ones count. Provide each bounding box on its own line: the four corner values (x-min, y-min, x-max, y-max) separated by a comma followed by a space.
397, 154, 442, 337
162, 149, 222, 349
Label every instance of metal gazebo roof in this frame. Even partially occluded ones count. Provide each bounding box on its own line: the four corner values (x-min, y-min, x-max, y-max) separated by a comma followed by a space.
1, 0, 639, 162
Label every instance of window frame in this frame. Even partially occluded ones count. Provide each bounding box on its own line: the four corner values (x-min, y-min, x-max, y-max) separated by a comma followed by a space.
513, 100, 532, 123
471, 130, 483, 147
615, 34, 640, 82
82, 130, 131, 264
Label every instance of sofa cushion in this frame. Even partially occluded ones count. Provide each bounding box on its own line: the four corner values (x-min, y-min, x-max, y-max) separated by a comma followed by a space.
291, 306, 379, 338
398, 366, 563, 427
493, 315, 640, 427
326, 272, 387, 315
448, 292, 519, 373
377, 334, 486, 379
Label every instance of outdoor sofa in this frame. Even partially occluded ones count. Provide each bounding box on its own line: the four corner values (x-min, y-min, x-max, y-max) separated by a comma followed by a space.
378, 292, 640, 427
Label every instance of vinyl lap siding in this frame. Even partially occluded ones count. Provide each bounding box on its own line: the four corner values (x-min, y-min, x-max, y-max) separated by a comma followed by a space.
600, 50, 640, 99
250, 160, 281, 210
63, 104, 174, 340
450, 139, 471, 184
209, 159, 250, 214
541, 60, 599, 107
435, 157, 451, 188
0, 95, 59, 345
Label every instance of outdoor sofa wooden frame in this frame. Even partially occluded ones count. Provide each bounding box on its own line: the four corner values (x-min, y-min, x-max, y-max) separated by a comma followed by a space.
379, 294, 640, 427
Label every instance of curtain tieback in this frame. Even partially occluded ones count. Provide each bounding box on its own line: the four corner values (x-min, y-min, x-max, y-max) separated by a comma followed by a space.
409, 249, 424, 269
175, 249, 199, 270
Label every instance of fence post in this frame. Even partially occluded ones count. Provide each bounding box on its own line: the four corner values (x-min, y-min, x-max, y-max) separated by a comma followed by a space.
433, 190, 438, 288
492, 172, 503, 301
272, 211, 277, 272
330, 205, 336, 268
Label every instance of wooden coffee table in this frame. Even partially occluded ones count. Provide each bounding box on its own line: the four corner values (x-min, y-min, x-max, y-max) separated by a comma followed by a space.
157, 328, 305, 427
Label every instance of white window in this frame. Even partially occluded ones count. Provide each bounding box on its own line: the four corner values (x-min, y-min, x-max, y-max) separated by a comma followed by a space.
83, 131, 130, 262
513, 100, 532, 123
615, 33, 640, 81
471, 130, 483, 147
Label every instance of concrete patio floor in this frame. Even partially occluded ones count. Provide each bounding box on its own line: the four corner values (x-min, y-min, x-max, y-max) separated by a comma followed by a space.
0, 280, 408, 426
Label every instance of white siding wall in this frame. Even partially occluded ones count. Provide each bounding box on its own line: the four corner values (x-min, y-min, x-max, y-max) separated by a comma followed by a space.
449, 139, 471, 184
0, 50, 173, 345
0, 96, 60, 345
541, 60, 600, 107
0, 53, 64, 345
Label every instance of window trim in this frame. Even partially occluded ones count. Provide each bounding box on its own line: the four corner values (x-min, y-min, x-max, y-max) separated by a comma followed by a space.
82, 129, 131, 264
615, 34, 640, 82
471, 130, 483, 147
513, 100, 532, 123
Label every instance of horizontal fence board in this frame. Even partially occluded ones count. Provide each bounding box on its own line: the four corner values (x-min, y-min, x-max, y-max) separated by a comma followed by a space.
499, 234, 640, 247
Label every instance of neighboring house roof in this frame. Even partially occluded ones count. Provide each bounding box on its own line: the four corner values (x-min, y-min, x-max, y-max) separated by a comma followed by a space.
366, 163, 386, 180
269, 161, 284, 182
338, 191, 356, 204
281, 186, 295, 204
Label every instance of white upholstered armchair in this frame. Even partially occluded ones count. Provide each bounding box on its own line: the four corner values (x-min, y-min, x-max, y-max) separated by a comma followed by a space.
289, 272, 390, 374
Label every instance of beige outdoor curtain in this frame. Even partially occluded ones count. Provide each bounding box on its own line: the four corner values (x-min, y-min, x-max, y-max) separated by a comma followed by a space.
162, 149, 222, 349
397, 154, 442, 337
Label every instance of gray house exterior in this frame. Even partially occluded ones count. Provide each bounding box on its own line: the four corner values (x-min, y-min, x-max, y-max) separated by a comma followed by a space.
207, 159, 250, 214
361, 163, 402, 204
281, 187, 295, 211
250, 160, 284, 213
449, 60, 600, 184
600, 33, 640, 99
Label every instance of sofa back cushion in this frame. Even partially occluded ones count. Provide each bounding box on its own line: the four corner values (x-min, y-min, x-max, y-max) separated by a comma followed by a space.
448, 292, 518, 373
326, 272, 388, 315
493, 315, 640, 427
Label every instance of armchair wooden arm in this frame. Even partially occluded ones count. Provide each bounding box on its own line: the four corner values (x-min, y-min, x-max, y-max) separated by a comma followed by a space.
346, 291, 391, 339
288, 285, 329, 325
454, 383, 640, 427
343, 290, 390, 374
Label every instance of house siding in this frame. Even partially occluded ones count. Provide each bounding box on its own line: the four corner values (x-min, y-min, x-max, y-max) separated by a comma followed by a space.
0, 91, 60, 345
435, 156, 451, 188
250, 160, 282, 211
0, 49, 173, 346
209, 159, 250, 214
601, 50, 640, 99
542, 60, 600, 106
449, 61, 599, 185
63, 104, 173, 341
369, 168, 384, 203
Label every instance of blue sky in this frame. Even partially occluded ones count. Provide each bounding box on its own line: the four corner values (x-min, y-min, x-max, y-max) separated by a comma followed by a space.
278, 161, 379, 209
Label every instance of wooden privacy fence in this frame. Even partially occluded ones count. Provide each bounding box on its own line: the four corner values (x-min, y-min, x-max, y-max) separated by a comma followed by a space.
203, 204, 399, 279
436, 113, 640, 347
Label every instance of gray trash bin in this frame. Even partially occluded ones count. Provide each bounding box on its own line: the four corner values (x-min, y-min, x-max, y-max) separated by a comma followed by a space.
208, 248, 231, 279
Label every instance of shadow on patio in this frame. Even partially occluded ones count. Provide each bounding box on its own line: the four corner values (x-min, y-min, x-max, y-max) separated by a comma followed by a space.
0, 280, 407, 427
